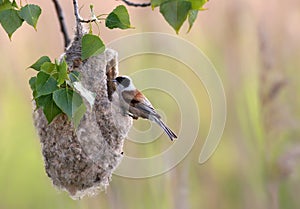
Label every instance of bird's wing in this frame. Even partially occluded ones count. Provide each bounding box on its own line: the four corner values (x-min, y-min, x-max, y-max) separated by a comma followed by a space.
121, 90, 160, 119
135, 99, 156, 114
121, 90, 176, 140
121, 90, 135, 104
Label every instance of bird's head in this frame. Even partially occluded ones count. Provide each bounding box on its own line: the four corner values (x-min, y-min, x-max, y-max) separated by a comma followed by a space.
114, 75, 136, 91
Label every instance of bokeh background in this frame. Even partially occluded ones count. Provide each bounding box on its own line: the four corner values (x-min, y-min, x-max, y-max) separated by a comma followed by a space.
1, 0, 300, 209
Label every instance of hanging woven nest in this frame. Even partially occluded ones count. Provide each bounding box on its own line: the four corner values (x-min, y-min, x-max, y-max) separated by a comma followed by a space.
33, 25, 132, 199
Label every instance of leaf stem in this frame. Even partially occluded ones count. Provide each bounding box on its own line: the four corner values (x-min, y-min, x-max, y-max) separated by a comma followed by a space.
97, 14, 109, 18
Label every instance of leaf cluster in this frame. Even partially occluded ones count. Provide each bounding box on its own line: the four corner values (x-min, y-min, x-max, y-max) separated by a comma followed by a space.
29, 57, 87, 128
0, 0, 41, 38
26, 5, 132, 128
151, 0, 208, 33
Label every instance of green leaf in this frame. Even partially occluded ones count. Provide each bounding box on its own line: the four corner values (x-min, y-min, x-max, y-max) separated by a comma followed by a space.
18, 4, 41, 29
151, 0, 168, 8
29, 76, 36, 91
81, 34, 105, 60
43, 99, 62, 123
29, 76, 37, 98
53, 88, 85, 121
36, 71, 59, 97
35, 94, 50, 108
187, 9, 198, 32
159, 0, 192, 34
72, 99, 86, 128
105, 5, 131, 29
29, 56, 51, 71
0, 0, 15, 11
189, 0, 207, 10
36, 94, 62, 123
0, 0, 18, 9
53, 88, 73, 118
0, 9, 23, 38
40, 62, 56, 74
57, 58, 68, 85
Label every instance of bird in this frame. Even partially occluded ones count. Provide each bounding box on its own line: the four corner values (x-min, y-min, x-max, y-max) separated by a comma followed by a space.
113, 75, 177, 141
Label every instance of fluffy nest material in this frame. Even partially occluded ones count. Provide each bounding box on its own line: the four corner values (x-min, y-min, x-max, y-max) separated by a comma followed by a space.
33, 27, 132, 199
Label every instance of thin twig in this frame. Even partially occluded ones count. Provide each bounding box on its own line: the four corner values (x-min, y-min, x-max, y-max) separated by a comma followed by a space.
121, 0, 151, 7
73, 0, 81, 24
73, 0, 97, 24
79, 18, 97, 23
52, 0, 71, 48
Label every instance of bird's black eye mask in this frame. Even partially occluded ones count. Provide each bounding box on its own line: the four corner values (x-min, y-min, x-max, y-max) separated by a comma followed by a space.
116, 77, 130, 88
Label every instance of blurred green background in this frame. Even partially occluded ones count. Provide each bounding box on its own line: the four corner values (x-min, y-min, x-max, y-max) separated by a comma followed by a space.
1, 0, 300, 209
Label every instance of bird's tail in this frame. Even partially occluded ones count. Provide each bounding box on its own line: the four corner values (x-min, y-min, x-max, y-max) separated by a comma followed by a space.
151, 116, 177, 141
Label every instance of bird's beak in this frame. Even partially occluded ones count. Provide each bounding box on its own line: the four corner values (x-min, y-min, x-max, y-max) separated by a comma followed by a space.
112, 79, 117, 82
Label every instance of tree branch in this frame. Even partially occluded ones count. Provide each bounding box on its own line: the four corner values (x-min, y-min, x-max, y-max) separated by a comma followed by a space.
121, 0, 151, 7
73, 0, 97, 25
79, 18, 97, 23
73, 0, 81, 25
52, 0, 71, 48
